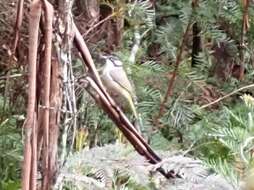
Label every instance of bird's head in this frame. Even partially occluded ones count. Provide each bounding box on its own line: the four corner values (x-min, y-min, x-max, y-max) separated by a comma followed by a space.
94, 53, 123, 69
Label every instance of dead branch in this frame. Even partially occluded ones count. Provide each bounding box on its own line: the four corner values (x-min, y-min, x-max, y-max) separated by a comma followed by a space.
83, 13, 115, 37
199, 84, 254, 109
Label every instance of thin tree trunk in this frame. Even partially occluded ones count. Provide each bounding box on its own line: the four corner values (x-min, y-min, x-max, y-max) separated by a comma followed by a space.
22, 1, 41, 190
41, 1, 54, 189
158, 23, 191, 120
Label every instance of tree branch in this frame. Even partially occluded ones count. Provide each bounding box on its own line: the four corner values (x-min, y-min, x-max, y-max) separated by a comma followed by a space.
157, 22, 191, 120
199, 84, 254, 109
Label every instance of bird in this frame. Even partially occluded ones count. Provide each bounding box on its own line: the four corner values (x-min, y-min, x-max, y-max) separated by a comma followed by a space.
96, 54, 141, 133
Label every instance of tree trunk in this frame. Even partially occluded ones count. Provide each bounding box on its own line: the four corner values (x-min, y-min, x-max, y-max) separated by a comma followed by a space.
191, 0, 202, 67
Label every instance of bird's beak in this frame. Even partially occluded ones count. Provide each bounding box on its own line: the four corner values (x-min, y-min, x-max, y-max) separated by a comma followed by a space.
99, 54, 106, 60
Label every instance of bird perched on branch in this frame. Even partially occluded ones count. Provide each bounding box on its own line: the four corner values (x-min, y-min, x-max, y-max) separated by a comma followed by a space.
95, 54, 141, 133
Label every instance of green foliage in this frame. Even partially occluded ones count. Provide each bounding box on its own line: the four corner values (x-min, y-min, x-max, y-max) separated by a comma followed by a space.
126, 0, 155, 28
56, 144, 234, 190
72, 2, 254, 189
75, 92, 117, 147
189, 94, 254, 187
0, 97, 22, 190
2, 0, 254, 189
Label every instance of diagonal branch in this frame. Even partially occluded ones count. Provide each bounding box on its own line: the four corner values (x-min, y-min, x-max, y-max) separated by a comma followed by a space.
83, 13, 115, 37
73, 24, 172, 179
79, 76, 171, 178
157, 22, 191, 120
199, 84, 254, 109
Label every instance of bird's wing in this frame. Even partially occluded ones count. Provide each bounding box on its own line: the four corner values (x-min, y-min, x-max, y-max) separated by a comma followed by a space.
108, 67, 135, 97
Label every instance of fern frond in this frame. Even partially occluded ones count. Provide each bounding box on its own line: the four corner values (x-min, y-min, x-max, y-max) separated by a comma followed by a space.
204, 158, 239, 188
162, 101, 196, 129
126, 0, 155, 28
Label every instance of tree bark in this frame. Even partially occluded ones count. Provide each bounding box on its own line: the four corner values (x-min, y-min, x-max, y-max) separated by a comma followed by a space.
48, 57, 62, 186
40, 1, 54, 190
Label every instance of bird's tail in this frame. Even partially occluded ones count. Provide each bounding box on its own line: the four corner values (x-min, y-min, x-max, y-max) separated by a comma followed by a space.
119, 88, 142, 134
124, 93, 142, 133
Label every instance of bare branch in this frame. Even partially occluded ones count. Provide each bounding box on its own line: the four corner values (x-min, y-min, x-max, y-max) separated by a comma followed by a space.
199, 84, 254, 109
83, 13, 115, 37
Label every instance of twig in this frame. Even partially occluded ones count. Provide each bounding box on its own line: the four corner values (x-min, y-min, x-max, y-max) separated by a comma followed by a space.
82, 13, 115, 37
199, 84, 254, 109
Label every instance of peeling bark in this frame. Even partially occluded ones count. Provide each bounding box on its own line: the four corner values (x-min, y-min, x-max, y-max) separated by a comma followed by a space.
49, 57, 62, 186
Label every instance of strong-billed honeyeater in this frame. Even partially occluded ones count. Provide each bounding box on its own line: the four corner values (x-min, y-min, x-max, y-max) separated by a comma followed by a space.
96, 54, 140, 133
